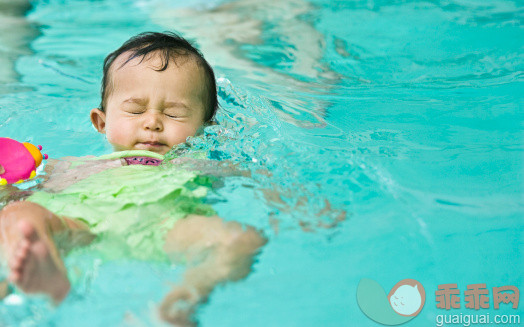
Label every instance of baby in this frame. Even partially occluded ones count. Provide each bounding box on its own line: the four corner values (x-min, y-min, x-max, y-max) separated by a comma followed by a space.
0, 32, 266, 326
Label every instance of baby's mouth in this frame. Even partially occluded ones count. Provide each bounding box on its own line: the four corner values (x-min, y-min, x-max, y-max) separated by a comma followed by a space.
138, 141, 166, 148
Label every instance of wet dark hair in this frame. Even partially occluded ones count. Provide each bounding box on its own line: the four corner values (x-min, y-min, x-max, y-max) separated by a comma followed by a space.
100, 31, 218, 123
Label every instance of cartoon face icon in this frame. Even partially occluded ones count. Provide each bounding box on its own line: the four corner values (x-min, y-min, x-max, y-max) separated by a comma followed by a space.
388, 279, 426, 316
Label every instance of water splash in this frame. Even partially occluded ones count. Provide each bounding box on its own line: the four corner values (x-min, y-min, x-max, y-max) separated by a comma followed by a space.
164, 78, 382, 233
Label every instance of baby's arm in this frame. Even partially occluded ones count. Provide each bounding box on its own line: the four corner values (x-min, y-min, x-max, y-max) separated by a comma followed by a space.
169, 157, 251, 178
169, 158, 346, 232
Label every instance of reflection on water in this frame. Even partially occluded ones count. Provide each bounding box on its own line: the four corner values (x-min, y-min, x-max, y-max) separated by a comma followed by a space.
150, 0, 342, 128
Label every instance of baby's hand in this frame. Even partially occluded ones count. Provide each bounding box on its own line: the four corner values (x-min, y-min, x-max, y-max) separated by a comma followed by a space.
0, 164, 4, 175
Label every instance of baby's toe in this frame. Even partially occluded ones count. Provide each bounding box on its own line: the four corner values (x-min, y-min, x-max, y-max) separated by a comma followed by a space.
16, 240, 30, 256
17, 220, 37, 240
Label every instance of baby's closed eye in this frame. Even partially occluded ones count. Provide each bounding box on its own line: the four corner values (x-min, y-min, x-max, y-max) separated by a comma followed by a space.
122, 104, 146, 115
127, 110, 145, 115
164, 109, 188, 119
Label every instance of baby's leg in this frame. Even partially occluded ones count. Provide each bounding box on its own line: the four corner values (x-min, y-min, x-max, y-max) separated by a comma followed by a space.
0, 201, 92, 303
160, 215, 267, 326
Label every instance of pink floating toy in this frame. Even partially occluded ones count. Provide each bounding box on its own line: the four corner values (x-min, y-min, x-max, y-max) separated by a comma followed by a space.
0, 137, 48, 185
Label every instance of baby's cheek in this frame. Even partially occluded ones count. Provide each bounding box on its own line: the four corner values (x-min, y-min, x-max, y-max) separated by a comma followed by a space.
172, 124, 200, 145
106, 125, 132, 147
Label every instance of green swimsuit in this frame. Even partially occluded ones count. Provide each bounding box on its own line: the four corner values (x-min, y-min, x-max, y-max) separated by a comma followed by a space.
27, 150, 216, 262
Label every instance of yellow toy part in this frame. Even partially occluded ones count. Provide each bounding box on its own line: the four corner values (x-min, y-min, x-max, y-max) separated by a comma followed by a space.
23, 142, 44, 167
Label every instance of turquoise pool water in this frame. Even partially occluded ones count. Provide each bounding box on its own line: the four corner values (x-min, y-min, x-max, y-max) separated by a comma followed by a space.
0, 0, 522, 326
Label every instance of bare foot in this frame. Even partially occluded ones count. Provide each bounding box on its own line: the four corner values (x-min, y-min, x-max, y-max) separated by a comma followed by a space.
8, 220, 70, 303
159, 285, 204, 327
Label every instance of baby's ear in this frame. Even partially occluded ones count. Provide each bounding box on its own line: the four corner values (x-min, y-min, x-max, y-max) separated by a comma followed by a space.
90, 108, 106, 133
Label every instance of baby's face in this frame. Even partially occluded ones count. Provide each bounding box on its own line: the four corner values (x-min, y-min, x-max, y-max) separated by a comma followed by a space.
91, 52, 207, 155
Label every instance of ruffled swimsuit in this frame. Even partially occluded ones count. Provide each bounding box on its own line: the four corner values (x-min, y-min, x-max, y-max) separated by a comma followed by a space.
27, 150, 215, 262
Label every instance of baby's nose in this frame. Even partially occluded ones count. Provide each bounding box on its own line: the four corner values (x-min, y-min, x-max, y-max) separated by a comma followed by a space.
143, 111, 163, 131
